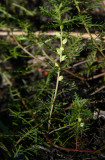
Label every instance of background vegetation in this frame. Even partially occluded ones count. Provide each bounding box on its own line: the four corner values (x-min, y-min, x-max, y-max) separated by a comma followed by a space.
0, 0, 105, 159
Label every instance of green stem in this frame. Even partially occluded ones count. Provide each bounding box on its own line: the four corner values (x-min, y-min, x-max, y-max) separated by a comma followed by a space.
60, 25, 63, 62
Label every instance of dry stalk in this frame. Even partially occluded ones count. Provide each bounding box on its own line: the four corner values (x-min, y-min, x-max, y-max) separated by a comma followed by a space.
0, 28, 104, 40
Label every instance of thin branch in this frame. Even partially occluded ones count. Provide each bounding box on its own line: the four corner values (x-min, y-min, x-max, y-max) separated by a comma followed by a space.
64, 68, 86, 81
87, 72, 105, 80
90, 85, 105, 95
38, 43, 54, 63
44, 134, 94, 153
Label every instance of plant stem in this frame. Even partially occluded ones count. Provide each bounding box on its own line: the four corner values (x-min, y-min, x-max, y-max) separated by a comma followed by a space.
48, 11, 63, 130
60, 25, 63, 62
48, 69, 60, 131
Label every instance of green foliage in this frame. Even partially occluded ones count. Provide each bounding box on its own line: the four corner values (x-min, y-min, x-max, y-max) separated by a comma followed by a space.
12, 3, 36, 16
49, 93, 92, 147
0, 0, 105, 159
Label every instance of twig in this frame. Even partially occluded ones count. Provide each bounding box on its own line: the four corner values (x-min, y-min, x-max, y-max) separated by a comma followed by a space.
64, 68, 105, 82
64, 68, 86, 81
90, 85, 105, 95
68, 58, 92, 68
44, 134, 94, 153
87, 72, 105, 80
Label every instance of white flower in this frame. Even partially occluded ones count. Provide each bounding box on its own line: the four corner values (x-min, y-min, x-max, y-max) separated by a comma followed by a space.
56, 47, 64, 55
80, 122, 84, 127
60, 47, 64, 51
55, 62, 59, 67
58, 75, 63, 81
78, 117, 82, 122
63, 38, 67, 44
56, 48, 61, 55
61, 55, 66, 62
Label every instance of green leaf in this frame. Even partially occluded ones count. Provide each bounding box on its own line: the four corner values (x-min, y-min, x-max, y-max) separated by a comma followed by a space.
0, 6, 15, 19
0, 142, 10, 153
13, 3, 36, 16
60, 7, 72, 15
